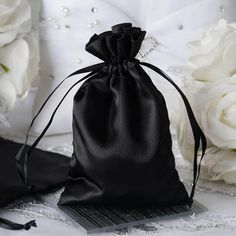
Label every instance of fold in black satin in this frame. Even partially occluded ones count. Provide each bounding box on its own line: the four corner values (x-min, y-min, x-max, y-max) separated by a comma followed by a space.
139, 62, 207, 204
15, 64, 104, 191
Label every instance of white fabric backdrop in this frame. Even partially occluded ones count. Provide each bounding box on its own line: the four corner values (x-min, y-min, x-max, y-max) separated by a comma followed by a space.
32, 0, 236, 135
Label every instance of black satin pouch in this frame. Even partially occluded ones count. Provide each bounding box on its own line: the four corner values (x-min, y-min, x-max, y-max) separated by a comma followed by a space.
0, 137, 70, 207
57, 23, 206, 207
15, 23, 206, 215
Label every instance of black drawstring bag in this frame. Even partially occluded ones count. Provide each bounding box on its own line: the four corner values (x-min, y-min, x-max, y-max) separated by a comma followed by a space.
12, 23, 206, 228
0, 137, 70, 230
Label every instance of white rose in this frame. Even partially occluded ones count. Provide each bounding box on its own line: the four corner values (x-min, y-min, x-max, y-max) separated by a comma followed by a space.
0, 34, 39, 96
0, 73, 16, 126
188, 19, 236, 83
177, 114, 236, 185
176, 20, 236, 185
194, 77, 236, 149
0, 0, 31, 47
0, 76, 16, 112
199, 147, 236, 184
176, 76, 236, 184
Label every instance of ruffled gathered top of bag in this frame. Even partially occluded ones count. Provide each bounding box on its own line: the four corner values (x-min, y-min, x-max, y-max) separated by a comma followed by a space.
86, 23, 146, 63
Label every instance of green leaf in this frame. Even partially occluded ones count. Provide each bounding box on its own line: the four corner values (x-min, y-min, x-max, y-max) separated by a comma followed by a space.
0, 64, 10, 73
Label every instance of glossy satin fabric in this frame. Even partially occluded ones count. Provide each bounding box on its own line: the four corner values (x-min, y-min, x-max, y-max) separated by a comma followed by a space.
59, 23, 190, 206
0, 137, 70, 207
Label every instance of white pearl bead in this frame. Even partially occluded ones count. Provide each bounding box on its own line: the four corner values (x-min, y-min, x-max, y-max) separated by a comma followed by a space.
76, 58, 82, 64
94, 19, 100, 25
219, 5, 225, 12
54, 24, 60, 30
91, 7, 97, 13
49, 75, 54, 81
177, 24, 183, 30
89, 23, 94, 29
60, 5, 70, 17
63, 8, 70, 14
63, 10, 70, 17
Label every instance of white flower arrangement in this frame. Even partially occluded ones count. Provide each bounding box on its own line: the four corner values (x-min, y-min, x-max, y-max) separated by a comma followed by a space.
0, 0, 39, 125
177, 19, 236, 184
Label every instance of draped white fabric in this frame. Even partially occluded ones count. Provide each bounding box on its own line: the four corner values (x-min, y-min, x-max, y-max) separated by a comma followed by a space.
32, 0, 236, 135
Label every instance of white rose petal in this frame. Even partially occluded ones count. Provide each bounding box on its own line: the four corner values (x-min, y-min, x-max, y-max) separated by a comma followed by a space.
0, 29, 18, 46
23, 32, 40, 85
178, 19, 236, 185
194, 78, 236, 149
191, 54, 228, 82
188, 19, 233, 55
0, 77, 16, 111
200, 147, 236, 184
188, 19, 236, 84
223, 104, 236, 128
0, 0, 18, 26
222, 41, 236, 75
0, 0, 31, 47
0, 38, 30, 95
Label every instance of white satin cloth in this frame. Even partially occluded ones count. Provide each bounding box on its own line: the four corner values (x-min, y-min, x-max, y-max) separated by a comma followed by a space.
32, 0, 236, 135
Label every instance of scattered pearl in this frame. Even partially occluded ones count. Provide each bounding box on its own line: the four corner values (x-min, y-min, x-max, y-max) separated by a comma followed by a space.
76, 58, 82, 64
60, 5, 70, 17
65, 24, 71, 29
177, 24, 184, 30
91, 7, 97, 13
137, 36, 159, 59
219, 5, 225, 12
54, 24, 60, 30
94, 19, 100, 25
89, 23, 94, 29
64, 8, 70, 14
47, 17, 53, 21
49, 75, 54, 81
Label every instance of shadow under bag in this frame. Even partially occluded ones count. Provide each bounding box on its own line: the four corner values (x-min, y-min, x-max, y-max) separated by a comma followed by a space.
14, 23, 206, 217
